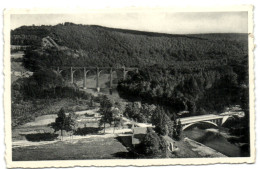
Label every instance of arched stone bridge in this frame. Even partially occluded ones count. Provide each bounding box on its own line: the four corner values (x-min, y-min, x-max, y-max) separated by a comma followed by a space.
180, 113, 241, 130
54, 66, 138, 92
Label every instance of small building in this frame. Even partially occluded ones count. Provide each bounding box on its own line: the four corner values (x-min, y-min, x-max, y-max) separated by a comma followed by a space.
131, 127, 147, 145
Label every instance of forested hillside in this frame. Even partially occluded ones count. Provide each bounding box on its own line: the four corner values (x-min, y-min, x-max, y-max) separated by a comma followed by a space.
11, 23, 248, 67
11, 23, 249, 116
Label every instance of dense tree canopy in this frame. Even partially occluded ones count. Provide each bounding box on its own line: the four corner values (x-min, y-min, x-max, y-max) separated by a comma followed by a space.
13, 24, 247, 69
118, 65, 243, 116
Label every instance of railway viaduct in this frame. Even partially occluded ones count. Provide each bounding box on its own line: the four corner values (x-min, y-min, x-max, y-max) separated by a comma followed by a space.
54, 66, 138, 92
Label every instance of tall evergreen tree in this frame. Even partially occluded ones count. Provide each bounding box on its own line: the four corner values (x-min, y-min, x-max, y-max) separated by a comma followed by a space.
50, 108, 75, 139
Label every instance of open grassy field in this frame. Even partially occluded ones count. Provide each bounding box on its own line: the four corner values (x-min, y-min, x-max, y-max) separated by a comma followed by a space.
12, 136, 130, 161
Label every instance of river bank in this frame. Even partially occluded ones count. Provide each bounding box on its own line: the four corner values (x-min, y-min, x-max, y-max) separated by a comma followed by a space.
184, 126, 245, 157
183, 137, 226, 157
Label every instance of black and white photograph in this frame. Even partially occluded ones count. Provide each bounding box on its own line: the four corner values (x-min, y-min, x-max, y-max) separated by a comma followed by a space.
4, 6, 255, 167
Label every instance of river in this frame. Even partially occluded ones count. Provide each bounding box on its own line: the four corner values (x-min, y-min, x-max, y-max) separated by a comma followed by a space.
183, 126, 242, 157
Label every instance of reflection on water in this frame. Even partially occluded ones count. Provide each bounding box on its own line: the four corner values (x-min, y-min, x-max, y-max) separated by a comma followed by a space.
184, 127, 241, 157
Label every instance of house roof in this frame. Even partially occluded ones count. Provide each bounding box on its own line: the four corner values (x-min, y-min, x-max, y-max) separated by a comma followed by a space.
133, 127, 147, 135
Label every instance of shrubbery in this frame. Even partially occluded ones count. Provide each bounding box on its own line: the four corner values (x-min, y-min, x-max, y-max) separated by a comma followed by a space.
25, 133, 59, 142
136, 128, 167, 158
74, 127, 102, 136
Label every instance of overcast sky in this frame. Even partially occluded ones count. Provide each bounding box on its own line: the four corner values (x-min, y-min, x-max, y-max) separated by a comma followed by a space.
11, 12, 248, 34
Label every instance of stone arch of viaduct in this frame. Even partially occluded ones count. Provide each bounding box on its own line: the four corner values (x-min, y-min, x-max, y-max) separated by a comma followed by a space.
54, 66, 138, 92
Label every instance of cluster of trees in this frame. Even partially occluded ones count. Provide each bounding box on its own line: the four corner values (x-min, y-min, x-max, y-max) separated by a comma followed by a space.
124, 101, 182, 140
124, 102, 156, 123
99, 95, 123, 133
134, 106, 182, 157
118, 65, 243, 116
137, 128, 168, 158
151, 106, 182, 140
